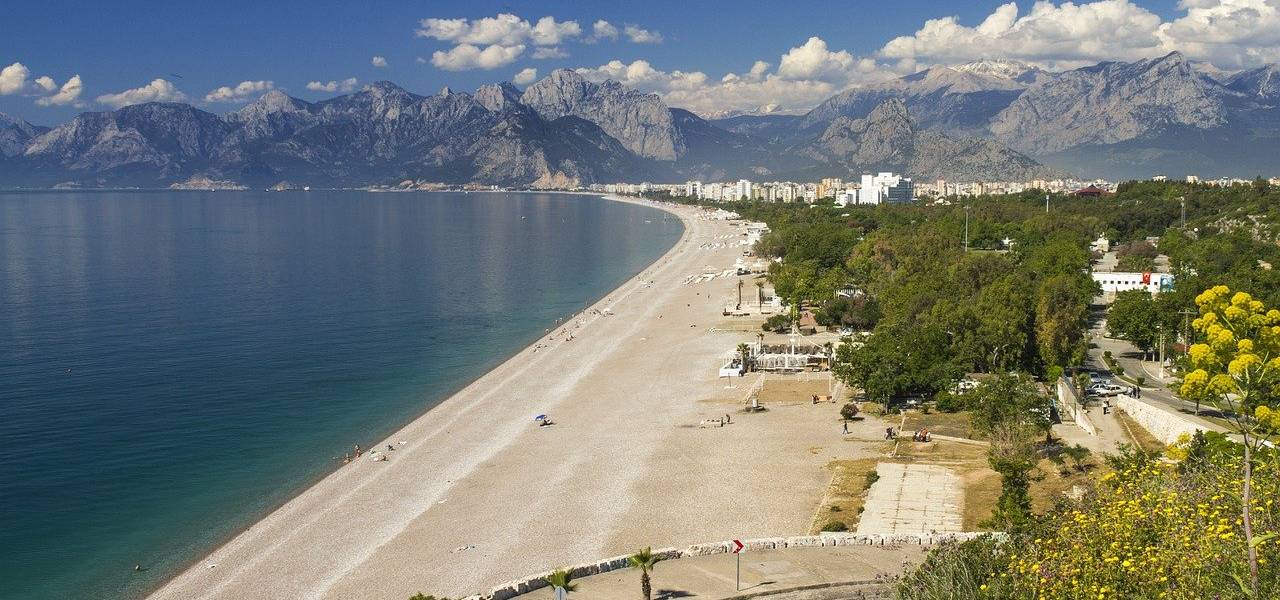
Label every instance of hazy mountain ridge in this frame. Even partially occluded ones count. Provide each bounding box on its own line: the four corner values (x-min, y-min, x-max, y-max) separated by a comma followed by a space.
718, 52, 1280, 179
0, 68, 1053, 188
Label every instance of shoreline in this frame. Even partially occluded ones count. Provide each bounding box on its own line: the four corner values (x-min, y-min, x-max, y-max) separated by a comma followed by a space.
141, 193, 693, 598
147, 193, 856, 600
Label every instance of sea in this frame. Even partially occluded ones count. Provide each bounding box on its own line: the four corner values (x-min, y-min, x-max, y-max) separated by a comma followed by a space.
0, 190, 684, 600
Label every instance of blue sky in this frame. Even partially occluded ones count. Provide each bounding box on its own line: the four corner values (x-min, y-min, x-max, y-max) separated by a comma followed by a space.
4, 0, 1266, 125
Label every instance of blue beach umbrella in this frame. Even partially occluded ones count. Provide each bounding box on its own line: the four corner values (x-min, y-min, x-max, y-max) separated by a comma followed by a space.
534, 414, 547, 421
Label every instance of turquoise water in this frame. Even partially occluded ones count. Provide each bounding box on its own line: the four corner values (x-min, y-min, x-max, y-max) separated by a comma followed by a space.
0, 190, 682, 600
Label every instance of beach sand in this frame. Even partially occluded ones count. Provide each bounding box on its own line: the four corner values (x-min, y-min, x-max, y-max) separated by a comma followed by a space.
148, 196, 871, 600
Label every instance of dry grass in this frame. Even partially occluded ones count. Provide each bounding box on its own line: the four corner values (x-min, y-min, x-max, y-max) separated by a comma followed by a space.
1029, 457, 1104, 514
810, 457, 881, 534
901, 410, 977, 440
758, 375, 833, 405
1115, 409, 1166, 453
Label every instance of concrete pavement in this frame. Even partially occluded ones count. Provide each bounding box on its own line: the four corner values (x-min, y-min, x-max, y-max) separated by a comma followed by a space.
855, 463, 962, 535
509, 544, 928, 599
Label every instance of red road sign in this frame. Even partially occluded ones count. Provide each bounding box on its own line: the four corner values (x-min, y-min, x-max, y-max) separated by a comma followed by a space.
732, 539, 744, 554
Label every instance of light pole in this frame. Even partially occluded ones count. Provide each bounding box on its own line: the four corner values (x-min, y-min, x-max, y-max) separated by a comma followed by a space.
963, 206, 970, 253
1045, 193, 1049, 214
1179, 196, 1186, 229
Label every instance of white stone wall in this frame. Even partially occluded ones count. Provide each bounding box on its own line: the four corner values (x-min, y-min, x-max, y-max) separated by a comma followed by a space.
1114, 394, 1207, 446
461, 532, 995, 600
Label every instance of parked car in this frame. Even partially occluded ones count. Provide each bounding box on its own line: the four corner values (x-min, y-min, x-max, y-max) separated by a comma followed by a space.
1092, 384, 1125, 397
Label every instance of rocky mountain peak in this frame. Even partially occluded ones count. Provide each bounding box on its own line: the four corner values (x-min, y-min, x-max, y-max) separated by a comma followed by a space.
521, 68, 682, 160
475, 82, 524, 113
865, 98, 912, 129
235, 90, 309, 118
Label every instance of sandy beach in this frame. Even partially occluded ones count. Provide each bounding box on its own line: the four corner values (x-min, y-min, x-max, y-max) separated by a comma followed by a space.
148, 195, 866, 600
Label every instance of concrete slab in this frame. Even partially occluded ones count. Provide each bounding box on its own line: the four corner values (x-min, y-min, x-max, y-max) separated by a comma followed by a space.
855, 463, 963, 535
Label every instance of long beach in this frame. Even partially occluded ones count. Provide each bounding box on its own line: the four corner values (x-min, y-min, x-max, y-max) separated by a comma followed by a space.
148, 195, 854, 600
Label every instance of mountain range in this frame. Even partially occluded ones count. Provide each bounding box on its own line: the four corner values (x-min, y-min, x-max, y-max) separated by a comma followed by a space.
3, 51, 1279, 188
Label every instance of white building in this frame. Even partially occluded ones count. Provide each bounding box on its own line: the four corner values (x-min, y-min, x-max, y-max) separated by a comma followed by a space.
735, 179, 753, 201
685, 180, 702, 198
1093, 272, 1174, 297
858, 172, 915, 205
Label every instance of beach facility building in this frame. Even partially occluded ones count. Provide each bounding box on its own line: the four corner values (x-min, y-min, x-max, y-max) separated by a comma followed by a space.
1093, 271, 1174, 298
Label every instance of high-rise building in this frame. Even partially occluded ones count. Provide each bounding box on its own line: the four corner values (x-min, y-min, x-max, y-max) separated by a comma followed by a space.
735, 179, 752, 201
858, 172, 915, 204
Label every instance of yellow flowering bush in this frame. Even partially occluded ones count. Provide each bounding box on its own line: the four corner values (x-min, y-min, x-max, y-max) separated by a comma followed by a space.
898, 449, 1279, 600
1180, 286, 1280, 412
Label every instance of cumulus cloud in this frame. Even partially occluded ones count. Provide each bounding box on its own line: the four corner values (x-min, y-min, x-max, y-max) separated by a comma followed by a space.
306, 78, 359, 93
532, 46, 569, 59
623, 25, 663, 44
589, 20, 619, 42
513, 67, 538, 85
1161, 0, 1280, 67
416, 13, 580, 46
372, 55, 388, 68
576, 36, 900, 117
96, 79, 187, 108
431, 43, 525, 71
34, 76, 57, 93
35, 75, 83, 106
0, 62, 33, 95
877, 0, 1280, 70
204, 80, 274, 103
778, 37, 877, 81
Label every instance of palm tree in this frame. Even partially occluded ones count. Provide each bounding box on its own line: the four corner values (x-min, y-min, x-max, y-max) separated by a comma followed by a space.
756, 281, 765, 307
628, 547, 660, 600
545, 569, 576, 597
737, 343, 751, 373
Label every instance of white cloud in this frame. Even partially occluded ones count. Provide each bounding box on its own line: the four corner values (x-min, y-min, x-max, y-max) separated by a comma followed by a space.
576, 37, 900, 117
372, 55, 388, 68
34, 76, 56, 93
35, 75, 83, 106
1160, 0, 1280, 67
306, 78, 359, 93
623, 25, 663, 44
778, 36, 876, 81
0, 62, 32, 95
431, 43, 525, 71
532, 46, 569, 59
96, 79, 187, 108
876, 0, 1280, 71
514, 67, 538, 85
589, 20, 619, 42
416, 13, 579, 47
204, 80, 274, 103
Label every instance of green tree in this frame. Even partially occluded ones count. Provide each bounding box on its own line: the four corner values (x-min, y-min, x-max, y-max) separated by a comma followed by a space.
1036, 274, 1090, 369
840, 402, 860, 421
1106, 289, 1161, 356
628, 547, 660, 600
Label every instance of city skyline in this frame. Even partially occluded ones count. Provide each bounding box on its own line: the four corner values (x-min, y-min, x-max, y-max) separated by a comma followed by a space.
4, 0, 1278, 124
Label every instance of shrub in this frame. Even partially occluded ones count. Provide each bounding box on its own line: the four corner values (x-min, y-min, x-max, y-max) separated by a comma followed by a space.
762, 314, 791, 332
840, 402, 860, 421
1136, 376, 1145, 386
821, 520, 848, 532
936, 392, 965, 413
864, 470, 881, 490
828, 505, 842, 512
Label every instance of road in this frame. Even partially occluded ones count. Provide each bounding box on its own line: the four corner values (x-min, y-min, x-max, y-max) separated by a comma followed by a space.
1086, 308, 1230, 434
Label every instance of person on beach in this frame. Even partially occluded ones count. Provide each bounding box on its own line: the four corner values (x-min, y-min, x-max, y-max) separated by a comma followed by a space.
843, 421, 848, 435
885, 427, 895, 439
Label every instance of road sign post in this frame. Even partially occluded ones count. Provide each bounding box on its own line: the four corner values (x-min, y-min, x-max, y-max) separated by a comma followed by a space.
732, 539, 744, 591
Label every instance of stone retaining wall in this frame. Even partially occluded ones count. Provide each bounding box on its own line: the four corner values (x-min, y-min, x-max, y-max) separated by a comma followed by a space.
1057, 377, 1097, 436
1113, 394, 1207, 445
462, 532, 993, 600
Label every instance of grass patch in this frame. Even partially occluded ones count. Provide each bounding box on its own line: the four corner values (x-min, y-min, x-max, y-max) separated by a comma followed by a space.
810, 457, 880, 534
901, 410, 978, 440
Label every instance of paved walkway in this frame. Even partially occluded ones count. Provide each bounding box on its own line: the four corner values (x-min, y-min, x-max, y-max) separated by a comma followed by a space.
510, 545, 928, 599
855, 463, 962, 534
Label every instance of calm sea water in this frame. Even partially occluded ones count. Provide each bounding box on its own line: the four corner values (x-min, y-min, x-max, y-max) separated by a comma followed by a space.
0, 190, 682, 600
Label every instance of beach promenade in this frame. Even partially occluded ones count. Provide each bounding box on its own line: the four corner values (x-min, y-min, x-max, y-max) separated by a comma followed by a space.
148, 197, 866, 600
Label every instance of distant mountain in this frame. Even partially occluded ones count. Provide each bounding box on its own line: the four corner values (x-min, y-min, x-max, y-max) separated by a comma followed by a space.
1, 69, 1057, 188
0, 113, 47, 158
797, 60, 1042, 138
522, 70, 683, 160
990, 52, 1227, 154
802, 98, 1062, 181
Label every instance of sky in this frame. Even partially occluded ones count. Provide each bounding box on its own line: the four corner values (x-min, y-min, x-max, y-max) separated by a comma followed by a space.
5, 0, 1279, 125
